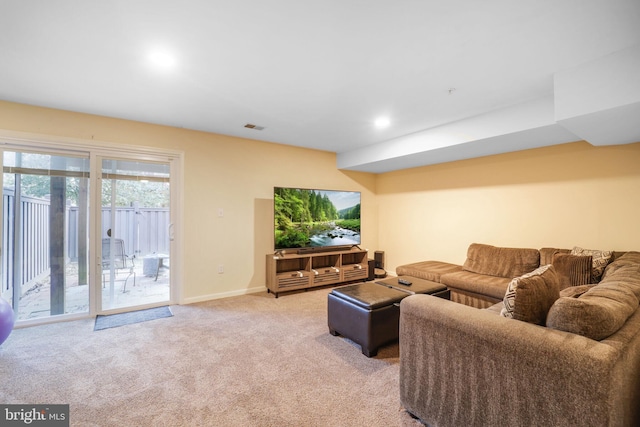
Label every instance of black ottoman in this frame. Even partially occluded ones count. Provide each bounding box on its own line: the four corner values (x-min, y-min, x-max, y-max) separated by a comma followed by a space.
328, 282, 409, 357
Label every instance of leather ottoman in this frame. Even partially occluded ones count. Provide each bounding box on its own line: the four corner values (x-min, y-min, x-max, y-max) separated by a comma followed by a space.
328, 282, 410, 357
328, 278, 450, 357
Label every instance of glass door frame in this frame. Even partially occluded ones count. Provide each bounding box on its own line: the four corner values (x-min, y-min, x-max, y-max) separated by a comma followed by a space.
0, 131, 183, 326
92, 153, 180, 315
0, 145, 92, 326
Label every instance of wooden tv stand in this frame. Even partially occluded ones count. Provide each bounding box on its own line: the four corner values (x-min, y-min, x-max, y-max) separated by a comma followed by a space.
266, 248, 368, 298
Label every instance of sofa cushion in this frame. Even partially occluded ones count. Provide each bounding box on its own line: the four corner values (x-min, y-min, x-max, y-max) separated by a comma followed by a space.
559, 284, 594, 298
547, 283, 639, 340
440, 270, 511, 300
601, 251, 640, 277
462, 243, 540, 278
599, 251, 640, 300
539, 247, 571, 266
570, 246, 613, 283
395, 260, 462, 283
485, 302, 503, 315
552, 253, 592, 289
500, 264, 560, 325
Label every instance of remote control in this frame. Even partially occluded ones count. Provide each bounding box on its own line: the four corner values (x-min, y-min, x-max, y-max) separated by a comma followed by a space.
398, 278, 412, 286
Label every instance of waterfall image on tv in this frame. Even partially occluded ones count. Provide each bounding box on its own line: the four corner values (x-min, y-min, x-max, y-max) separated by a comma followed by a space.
274, 187, 361, 250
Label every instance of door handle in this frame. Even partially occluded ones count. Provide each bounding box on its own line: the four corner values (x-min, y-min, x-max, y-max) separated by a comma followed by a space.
168, 223, 175, 241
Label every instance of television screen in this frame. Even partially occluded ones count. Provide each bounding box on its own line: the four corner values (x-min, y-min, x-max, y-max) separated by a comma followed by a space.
274, 187, 361, 250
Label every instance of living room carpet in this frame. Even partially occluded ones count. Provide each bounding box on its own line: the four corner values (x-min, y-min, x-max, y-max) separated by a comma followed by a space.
1, 288, 422, 426
94, 306, 173, 331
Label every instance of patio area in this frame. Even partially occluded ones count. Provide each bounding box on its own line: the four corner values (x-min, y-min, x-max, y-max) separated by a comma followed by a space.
15, 260, 170, 321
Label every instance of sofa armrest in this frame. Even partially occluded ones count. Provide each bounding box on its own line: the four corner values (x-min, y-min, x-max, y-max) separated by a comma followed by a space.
399, 295, 625, 427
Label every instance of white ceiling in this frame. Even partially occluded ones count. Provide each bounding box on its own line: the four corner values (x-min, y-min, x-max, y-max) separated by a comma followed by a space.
1, 0, 639, 172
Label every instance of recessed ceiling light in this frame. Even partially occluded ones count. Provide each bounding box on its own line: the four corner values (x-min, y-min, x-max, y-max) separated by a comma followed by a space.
148, 49, 176, 69
374, 117, 390, 128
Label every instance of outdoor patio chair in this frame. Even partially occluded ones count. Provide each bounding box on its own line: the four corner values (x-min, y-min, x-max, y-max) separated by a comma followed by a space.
101, 238, 136, 292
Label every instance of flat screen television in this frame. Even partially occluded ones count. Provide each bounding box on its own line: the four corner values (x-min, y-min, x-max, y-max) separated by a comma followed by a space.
274, 187, 361, 251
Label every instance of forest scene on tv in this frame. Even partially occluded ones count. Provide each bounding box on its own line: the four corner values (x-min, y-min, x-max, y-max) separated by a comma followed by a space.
274, 188, 361, 250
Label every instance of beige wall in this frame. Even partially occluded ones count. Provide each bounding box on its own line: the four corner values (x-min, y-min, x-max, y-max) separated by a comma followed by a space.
376, 141, 640, 273
2, 100, 639, 301
0, 101, 377, 302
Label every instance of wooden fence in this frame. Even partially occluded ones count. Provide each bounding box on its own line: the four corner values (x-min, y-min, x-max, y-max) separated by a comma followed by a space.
2, 190, 170, 293
2, 191, 50, 294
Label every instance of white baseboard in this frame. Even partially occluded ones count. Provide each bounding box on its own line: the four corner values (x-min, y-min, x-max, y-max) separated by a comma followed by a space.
181, 285, 267, 305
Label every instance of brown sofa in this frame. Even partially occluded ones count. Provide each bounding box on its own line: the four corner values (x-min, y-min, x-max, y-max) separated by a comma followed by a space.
396, 243, 624, 308
398, 246, 640, 426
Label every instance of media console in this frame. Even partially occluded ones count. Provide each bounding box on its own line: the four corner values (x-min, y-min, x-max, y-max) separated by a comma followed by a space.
266, 248, 368, 298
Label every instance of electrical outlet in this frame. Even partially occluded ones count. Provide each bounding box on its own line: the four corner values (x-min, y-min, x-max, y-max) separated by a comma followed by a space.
218, 264, 224, 274
218, 208, 224, 217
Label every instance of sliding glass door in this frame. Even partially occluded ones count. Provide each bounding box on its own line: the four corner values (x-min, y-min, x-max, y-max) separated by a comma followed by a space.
98, 157, 173, 312
1, 149, 90, 322
0, 139, 180, 325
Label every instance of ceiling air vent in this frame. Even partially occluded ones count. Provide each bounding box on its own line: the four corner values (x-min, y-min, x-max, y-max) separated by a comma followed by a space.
244, 123, 265, 131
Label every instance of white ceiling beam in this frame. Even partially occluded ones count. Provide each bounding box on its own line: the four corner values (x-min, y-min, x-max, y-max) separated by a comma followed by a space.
555, 44, 640, 146
337, 96, 578, 173
339, 44, 640, 173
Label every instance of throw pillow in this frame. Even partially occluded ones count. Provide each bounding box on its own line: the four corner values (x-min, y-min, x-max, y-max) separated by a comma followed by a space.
500, 264, 560, 325
570, 246, 613, 283
552, 253, 592, 289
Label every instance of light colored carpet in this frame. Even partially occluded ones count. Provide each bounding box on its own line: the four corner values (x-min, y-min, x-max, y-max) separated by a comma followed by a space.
0, 287, 423, 426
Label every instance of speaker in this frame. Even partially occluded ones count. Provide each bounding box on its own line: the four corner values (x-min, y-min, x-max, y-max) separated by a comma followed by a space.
368, 259, 376, 281
374, 251, 387, 278
374, 251, 385, 269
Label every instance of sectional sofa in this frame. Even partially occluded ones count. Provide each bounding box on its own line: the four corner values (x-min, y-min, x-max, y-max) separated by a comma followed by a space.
397, 243, 640, 426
